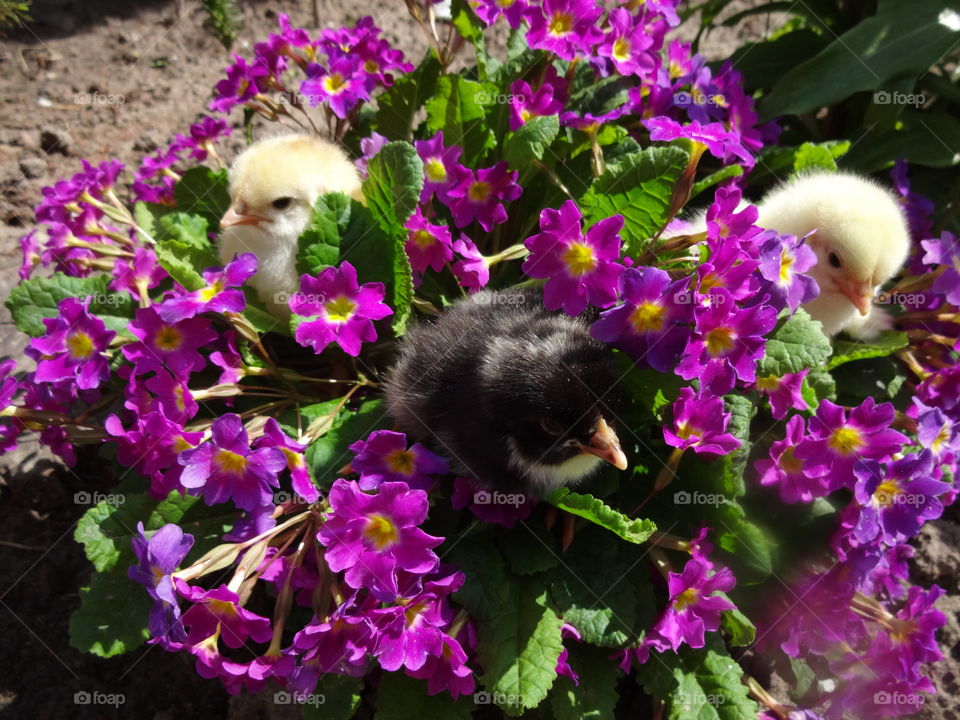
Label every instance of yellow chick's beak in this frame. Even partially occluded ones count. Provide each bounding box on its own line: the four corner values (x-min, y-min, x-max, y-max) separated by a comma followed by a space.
221, 204, 267, 229
837, 281, 875, 317
578, 417, 628, 471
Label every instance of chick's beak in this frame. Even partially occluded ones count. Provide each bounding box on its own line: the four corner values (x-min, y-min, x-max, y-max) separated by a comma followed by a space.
579, 417, 628, 471
220, 203, 266, 229
837, 281, 874, 317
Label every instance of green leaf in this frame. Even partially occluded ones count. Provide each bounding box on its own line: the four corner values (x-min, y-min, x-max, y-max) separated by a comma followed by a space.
451, 0, 498, 79
424, 75, 496, 165
757, 309, 833, 377
476, 576, 564, 716
546, 527, 655, 648
497, 522, 560, 576
550, 644, 621, 720
374, 671, 473, 720
359, 142, 422, 334
69, 569, 151, 658
305, 398, 392, 487
299, 674, 363, 720
759, 0, 960, 119
546, 488, 656, 545
690, 165, 744, 200
802, 367, 837, 407
504, 115, 560, 170
616, 352, 685, 423
154, 212, 220, 291
5, 272, 135, 338
827, 331, 909, 370
846, 111, 960, 171
580, 145, 689, 257
727, 29, 830, 92
173, 166, 231, 232
640, 636, 760, 720
793, 141, 847, 175
296, 192, 351, 276
689, 394, 755, 499
720, 598, 756, 647
446, 535, 513, 621
375, 53, 441, 141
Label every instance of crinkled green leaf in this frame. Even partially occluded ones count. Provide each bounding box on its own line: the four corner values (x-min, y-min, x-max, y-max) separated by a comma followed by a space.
424, 75, 496, 165
580, 145, 689, 257
298, 674, 364, 719
305, 398, 392, 488
757, 309, 833, 377
5, 272, 135, 338
720, 597, 756, 647
497, 522, 560, 576
296, 192, 350, 276
690, 165, 744, 200
616, 351, 685, 423
504, 115, 560, 170
173, 166, 231, 233
155, 212, 220, 292
827, 331, 910, 370
802, 367, 837, 408
374, 53, 441, 141
550, 644, 621, 720
451, 0, 498, 79
846, 112, 960, 171
69, 569, 151, 658
446, 535, 513, 621
374, 671, 474, 720
792, 141, 847, 175
476, 576, 564, 716
546, 488, 656, 544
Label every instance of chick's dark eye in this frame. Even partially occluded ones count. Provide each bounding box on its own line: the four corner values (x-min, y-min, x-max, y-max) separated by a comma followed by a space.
272, 197, 294, 210
828, 251, 842, 269
540, 418, 565, 437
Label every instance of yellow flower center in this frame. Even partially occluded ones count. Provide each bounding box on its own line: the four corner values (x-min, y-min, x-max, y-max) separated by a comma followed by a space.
675, 421, 699, 441
519, 107, 533, 122
324, 296, 357, 323
668, 62, 684, 79
705, 327, 735, 356
932, 424, 950, 452
174, 385, 186, 412
363, 513, 399, 550
172, 435, 195, 453
548, 12, 574, 36
779, 446, 803, 474
199, 279, 224, 303
404, 601, 429, 628
496, 0, 515, 6
468, 180, 491, 202
207, 599, 238, 617
562, 242, 597, 276
411, 229, 436, 249
424, 158, 447, 183
699, 272, 723, 291
612, 37, 631, 62
281, 446, 304, 470
386, 449, 416, 476
66, 331, 95, 360
827, 426, 864, 455
873, 478, 901, 506
322, 73, 348, 94
779, 249, 795, 285
675, 587, 700, 611
755, 375, 781, 392
214, 448, 247, 476
364, 59, 379, 74
629, 302, 666, 333
155, 325, 183, 352
888, 618, 916, 644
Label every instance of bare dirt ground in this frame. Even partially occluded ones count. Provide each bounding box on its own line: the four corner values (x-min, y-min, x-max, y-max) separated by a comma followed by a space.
0, 2, 955, 719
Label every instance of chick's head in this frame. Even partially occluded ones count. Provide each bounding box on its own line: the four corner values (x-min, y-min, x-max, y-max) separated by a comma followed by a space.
221, 134, 362, 246
757, 172, 910, 317
481, 320, 627, 490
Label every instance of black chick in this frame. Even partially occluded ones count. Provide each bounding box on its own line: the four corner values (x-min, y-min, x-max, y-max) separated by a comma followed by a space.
384, 288, 627, 495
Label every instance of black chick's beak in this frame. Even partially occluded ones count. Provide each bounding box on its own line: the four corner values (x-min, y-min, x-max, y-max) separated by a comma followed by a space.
577, 417, 628, 471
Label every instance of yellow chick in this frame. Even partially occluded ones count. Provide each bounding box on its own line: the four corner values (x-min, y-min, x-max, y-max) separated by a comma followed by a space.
219, 134, 363, 317
755, 172, 911, 339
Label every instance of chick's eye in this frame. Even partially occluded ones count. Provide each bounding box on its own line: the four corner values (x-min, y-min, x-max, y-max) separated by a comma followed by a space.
828, 251, 842, 269
540, 418, 565, 437
272, 197, 294, 210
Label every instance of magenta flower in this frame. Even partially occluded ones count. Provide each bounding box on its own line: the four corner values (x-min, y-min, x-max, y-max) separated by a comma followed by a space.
869, 585, 946, 683
318, 479, 443, 601
407, 632, 476, 698
758, 232, 819, 312
179, 414, 287, 511
18, 230, 40, 280
291, 262, 393, 357
892, 158, 935, 244
405, 208, 454, 276
522, 200, 625, 315
647, 557, 736, 652
176, 580, 273, 648
129, 522, 194, 642
172, 115, 232, 162
644, 116, 755, 167
755, 415, 827, 503
451, 236, 490, 291
597, 8, 656, 76
663, 387, 741, 455
110, 247, 167, 301
675, 289, 777, 396
105, 411, 202, 498
471, 0, 529, 28
414, 132, 469, 205
450, 477, 536, 527
349, 430, 449, 491
755, 370, 809, 420
525, 0, 603, 60
508, 78, 564, 130
590, 266, 692, 371
301, 56, 369, 119
555, 623, 582, 685
915, 400, 959, 464
159, 253, 257, 323
921, 232, 960, 306
291, 600, 374, 681
255, 418, 319, 502
357, 131, 389, 179
209, 54, 269, 113
445, 162, 522, 232
123, 307, 219, 378
28, 297, 115, 390
795, 398, 909, 492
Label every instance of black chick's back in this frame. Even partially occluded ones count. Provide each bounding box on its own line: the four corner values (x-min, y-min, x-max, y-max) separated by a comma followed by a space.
384, 288, 621, 493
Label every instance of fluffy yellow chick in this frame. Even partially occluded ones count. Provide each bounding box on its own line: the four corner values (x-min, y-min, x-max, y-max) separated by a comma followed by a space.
219, 134, 363, 316
755, 172, 911, 339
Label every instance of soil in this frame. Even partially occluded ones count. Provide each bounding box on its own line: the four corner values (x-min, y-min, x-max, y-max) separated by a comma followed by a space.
0, 2, 954, 719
